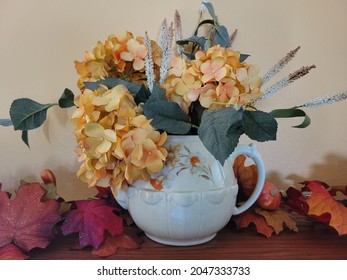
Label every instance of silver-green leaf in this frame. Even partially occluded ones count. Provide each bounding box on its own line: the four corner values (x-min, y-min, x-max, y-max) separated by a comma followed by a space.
10, 98, 55, 131
198, 108, 244, 164
58, 88, 75, 108
142, 100, 192, 134
243, 110, 278, 142
212, 25, 231, 47
0, 119, 13, 126
270, 108, 311, 128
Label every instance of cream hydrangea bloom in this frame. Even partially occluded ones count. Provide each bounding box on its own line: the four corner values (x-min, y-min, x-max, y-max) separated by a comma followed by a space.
72, 84, 168, 195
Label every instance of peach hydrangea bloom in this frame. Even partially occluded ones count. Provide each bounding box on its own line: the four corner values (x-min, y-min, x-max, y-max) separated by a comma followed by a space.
163, 45, 263, 110
200, 56, 227, 83
171, 72, 202, 103
74, 32, 162, 90
120, 39, 148, 71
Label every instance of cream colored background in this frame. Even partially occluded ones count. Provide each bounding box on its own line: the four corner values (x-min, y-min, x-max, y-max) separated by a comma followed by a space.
1, 0, 346, 200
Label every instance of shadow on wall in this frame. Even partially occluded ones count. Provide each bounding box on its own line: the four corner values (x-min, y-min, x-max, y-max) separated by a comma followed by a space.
286, 153, 347, 187
53, 166, 97, 202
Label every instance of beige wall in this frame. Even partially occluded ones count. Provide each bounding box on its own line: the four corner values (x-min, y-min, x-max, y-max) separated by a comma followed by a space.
1, 0, 346, 200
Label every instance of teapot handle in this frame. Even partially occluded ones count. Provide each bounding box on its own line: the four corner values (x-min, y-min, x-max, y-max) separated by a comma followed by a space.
223, 143, 265, 215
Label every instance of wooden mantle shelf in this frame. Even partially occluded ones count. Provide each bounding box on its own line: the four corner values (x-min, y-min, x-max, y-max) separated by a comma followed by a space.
30, 217, 347, 260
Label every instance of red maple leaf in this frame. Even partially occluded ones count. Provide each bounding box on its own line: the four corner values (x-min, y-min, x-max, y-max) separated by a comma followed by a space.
61, 199, 123, 249
285, 186, 310, 217
94, 186, 113, 199
0, 183, 61, 252
0, 243, 28, 260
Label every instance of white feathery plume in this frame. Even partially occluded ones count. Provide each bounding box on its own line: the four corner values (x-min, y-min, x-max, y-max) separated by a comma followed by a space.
257, 78, 289, 102
143, 31, 155, 92
159, 22, 174, 84
256, 65, 316, 102
174, 10, 183, 41
262, 46, 301, 86
174, 10, 184, 56
157, 19, 168, 51
230, 29, 238, 45
296, 91, 347, 108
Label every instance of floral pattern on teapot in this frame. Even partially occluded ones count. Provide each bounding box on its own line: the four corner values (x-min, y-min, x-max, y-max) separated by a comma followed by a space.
149, 144, 213, 190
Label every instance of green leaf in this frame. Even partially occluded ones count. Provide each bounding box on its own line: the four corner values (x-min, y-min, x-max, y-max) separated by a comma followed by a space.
203, 2, 218, 22
193, 19, 215, 36
84, 78, 141, 94
10, 98, 55, 131
58, 88, 75, 108
134, 84, 151, 105
21, 130, 29, 148
270, 108, 311, 128
212, 25, 231, 47
181, 51, 195, 60
240, 54, 250, 62
198, 108, 244, 164
142, 100, 192, 134
190, 101, 205, 128
176, 36, 207, 50
243, 110, 278, 142
0, 119, 13, 126
147, 83, 167, 102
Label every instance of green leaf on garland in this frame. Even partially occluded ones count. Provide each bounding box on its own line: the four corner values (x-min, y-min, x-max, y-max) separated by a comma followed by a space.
58, 88, 75, 108
9, 98, 55, 131
270, 108, 311, 128
142, 100, 192, 134
0, 119, 12, 126
212, 25, 231, 47
243, 110, 278, 142
198, 107, 244, 164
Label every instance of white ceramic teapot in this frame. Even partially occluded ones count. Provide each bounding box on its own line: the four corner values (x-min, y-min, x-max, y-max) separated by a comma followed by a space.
116, 135, 265, 246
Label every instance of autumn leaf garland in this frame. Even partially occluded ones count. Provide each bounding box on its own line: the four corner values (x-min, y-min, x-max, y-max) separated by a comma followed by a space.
0, 183, 61, 257
1, 170, 347, 259
0, 170, 142, 259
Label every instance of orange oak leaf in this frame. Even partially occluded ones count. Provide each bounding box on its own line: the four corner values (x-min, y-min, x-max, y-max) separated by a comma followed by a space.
233, 155, 258, 197
92, 228, 143, 257
255, 207, 298, 234
0, 183, 61, 252
305, 181, 347, 235
232, 209, 274, 238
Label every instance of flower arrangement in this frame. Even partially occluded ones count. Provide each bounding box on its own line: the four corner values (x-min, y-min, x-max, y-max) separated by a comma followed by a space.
1, 0, 347, 259
1, 1, 346, 197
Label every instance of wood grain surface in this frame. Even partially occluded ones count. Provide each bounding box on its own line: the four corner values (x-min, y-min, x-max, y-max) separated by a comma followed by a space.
29, 217, 347, 260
